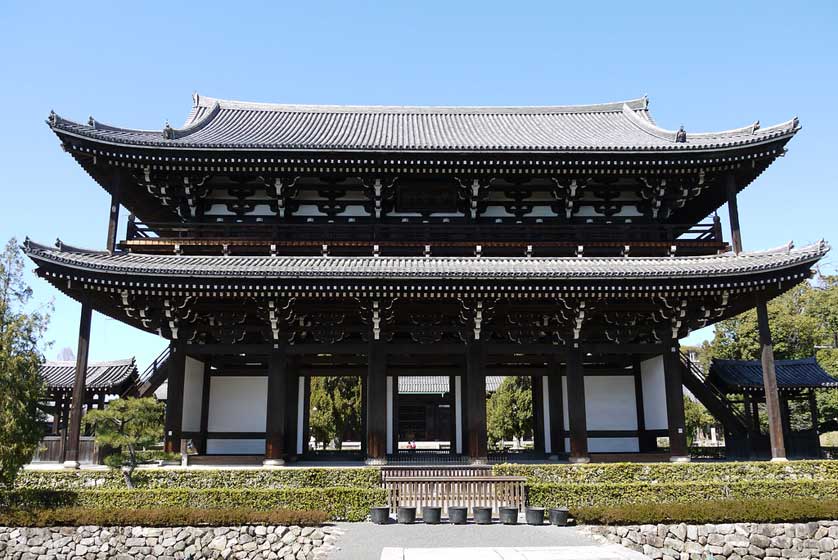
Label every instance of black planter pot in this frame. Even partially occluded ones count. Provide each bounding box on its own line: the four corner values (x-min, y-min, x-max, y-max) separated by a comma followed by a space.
398, 506, 416, 524
473, 506, 493, 525
422, 506, 442, 525
549, 507, 570, 526
370, 506, 391, 525
498, 507, 518, 525
525, 507, 545, 526
448, 506, 468, 524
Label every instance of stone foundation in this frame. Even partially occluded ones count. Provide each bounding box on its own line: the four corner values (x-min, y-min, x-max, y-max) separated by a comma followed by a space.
583, 521, 838, 560
0, 524, 342, 560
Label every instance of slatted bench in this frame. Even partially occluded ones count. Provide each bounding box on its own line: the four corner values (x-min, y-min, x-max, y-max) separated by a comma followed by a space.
383, 475, 527, 515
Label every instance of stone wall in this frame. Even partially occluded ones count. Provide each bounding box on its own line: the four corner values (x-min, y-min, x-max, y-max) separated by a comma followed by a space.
583, 521, 838, 560
0, 524, 342, 560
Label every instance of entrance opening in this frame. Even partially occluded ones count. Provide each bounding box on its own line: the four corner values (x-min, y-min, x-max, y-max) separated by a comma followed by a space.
395, 376, 454, 458
487, 375, 538, 459
305, 375, 363, 458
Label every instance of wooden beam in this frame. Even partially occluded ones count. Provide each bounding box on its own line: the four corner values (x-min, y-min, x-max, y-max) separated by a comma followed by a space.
663, 343, 689, 461
64, 301, 92, 468
725, 174, 743, 254
164, 342, 187, 454
365, 342, 387, 463
465, 342, 488, 463
566, 347, 588, 463
264, 346, 288, 465
756, 295, 786, 460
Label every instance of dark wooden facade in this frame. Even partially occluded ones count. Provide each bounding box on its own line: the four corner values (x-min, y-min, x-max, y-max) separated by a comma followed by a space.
26, 94, 828, 465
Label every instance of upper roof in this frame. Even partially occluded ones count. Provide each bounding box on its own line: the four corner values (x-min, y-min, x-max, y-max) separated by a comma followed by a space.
710, 357, 838, 392
39, 358, 138, 393
23, 239, 828, 282
47, 94, 800, 153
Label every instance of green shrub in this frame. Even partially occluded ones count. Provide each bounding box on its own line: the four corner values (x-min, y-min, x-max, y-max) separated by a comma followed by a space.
494, 460, 838, 484
0, 487, 385, 522
14, 467, 381, 490
574, 499, 838, 525
0, 507, 327, 527
527, 479, 838, 509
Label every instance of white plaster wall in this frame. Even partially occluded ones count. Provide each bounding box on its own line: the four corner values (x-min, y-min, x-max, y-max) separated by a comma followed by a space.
206, 439, 265, 454
208, 376, 268, 433
181, 356, 204, 433
585, 376, 637, 431
565, 437, 639, 453
641, 356, 668, 430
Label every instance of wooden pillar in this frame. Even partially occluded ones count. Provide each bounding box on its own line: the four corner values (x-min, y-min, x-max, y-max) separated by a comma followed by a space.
663, 346, 689, 461
264, 346, 288, 465
725, 174, 743, 254
106, 172, 122, 253
448, 374, 458, 455
51, 393, 63, 435
302, 377, 311, 453
197, 360, 211, 455
756, 295, 787, 460
365, 343, 387, 464
531, 375, 545, 456
163, 342, 187, 454
284, 360, 300, 462
64, 301, 92, 469
390, 374, 399, 455
633, 360, 654, 453
566, 347, 589, 463
547, 357, 564, 457
465, 342, 487, 463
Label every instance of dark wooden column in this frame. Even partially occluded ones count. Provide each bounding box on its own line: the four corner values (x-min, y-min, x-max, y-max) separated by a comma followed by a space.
64, 300, 92, 468
164, 342, 187, 454
633, 360, 654, 453
756, 295, 787, 460
448, 374, 458, 455
531, 375, 545, 456
284, 359, 300, 462
566, 347, 589, 463
264, 346, 288, 465
106, 172, 123, 253
547, 358, 564, 457
725, 173, 743, 254
465, 342, 487, 463
366, 343, 387, 464
391, 374, 399, 455
663, 346, 689, 461
198, 360, 211, 455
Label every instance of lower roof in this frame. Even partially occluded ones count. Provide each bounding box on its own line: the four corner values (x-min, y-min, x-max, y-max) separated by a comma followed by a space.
710, 357, 838, 392
399, 376, 504, 394
40, 358, 138, 393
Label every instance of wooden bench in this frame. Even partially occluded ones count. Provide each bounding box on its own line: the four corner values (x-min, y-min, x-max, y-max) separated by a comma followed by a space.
383, 475, 527, 514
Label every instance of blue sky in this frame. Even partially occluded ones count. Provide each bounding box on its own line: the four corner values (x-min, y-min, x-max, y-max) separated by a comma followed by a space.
1, 1, 836, 369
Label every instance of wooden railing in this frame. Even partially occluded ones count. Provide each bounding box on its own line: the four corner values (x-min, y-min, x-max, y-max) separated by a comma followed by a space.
382, 476, 527, 514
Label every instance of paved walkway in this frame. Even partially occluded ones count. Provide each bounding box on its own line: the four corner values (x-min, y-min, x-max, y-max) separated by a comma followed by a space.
328, 523, 648, 560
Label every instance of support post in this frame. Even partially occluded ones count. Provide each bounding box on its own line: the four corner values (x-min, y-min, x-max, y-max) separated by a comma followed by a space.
531, 375, 545, 456
64, 301, 92, 469
756, 295, 787, 461
106, 172, 122, 253
547, 357, 564, 457
164, 343, 187, 454
198, 360, 211, 455
365, 343, 387, 464
725, 173, 743, 254
633, 360, 654, 453
264, 346, 288, 466
465, 342, 487, 464
284, 360, 300, 462
663, 343, 689, 462
566, 347, 589, 463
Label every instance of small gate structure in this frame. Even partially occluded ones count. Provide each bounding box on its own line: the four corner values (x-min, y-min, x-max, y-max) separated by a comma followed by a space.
381, 466, 526, 514
31, 435, 99, 464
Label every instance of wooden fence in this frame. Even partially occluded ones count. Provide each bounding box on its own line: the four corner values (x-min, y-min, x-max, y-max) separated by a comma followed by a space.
383, 475, 526, 514
31, 436, 99, 464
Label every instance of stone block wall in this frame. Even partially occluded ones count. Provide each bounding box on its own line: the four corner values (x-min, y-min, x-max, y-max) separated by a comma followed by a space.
0, 524, 342, 560
583, 521, 838, 560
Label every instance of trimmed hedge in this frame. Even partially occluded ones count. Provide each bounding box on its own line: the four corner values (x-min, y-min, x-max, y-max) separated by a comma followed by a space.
15, 467, 381, 490
494, 460, 838, 484
574, 499, 838, 525
0, 507, 327, 527
527, 479, 838, 509
0, 487, 385, 522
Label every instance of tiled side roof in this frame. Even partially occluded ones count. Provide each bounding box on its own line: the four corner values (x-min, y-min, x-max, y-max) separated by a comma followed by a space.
39, 358, 138, 392
710, 357, 838, 392
398, 376, 504, 394
46, 94, 799, 153
22, 240, 829, 282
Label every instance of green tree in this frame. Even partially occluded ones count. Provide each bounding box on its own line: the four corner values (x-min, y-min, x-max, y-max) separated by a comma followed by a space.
83, 397, 164, 488
486, 376, 532, 449
0, 238, 48, 487
683, 396, 715, 447
308, 376, 362, 450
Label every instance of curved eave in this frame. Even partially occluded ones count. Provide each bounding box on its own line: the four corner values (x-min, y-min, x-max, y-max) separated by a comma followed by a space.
23, 239, 829, 284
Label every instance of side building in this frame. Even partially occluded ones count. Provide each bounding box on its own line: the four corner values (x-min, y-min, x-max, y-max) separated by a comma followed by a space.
26, 94, 828, 466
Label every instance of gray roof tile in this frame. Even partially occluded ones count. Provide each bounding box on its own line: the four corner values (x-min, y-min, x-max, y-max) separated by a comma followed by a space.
40, 358, 138, 392
710, 357, 838, 391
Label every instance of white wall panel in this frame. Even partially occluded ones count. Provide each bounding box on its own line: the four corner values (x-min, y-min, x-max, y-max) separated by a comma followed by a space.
563, 437, 640, 453
206, 439, 265, 454
181, 357, 204, 432
585, 375, 637, 430
208, 376, 267, 433
641, 356, 668, 430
